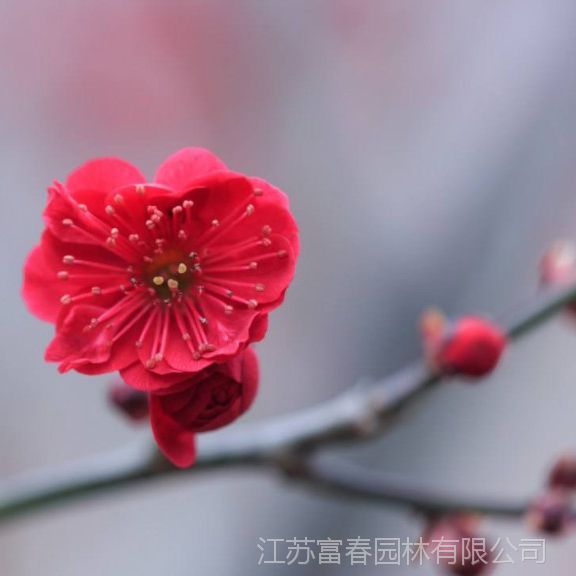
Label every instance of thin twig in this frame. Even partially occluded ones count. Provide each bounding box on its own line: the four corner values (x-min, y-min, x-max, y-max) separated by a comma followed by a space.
287, 455, 532, 518
1, 282, 576, 525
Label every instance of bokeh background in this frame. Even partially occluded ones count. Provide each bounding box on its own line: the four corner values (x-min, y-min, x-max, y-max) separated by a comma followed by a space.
2, 0, 576, 574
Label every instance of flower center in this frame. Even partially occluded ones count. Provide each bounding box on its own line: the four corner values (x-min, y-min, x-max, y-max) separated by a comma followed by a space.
143, 248, 198, 301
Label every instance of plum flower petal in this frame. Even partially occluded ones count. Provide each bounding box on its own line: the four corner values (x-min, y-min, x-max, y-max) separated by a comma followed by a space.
22, 149, 299, 386
66, 158, 146, 219
23, 237, 71, 323
66, 158, 146, 197
149, 408, 197, 468
154, 147, 227, 191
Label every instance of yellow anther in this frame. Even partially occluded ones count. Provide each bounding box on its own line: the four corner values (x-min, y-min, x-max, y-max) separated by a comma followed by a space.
153, 276, 165, 286
167, 279, 179, 290
177, 263, 187, 274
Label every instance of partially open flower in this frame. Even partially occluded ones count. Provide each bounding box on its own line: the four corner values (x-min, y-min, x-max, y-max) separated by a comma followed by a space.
548, 452, 576, 492
22, 148, 298, 387
423, 515, 492, 575
122, 348, 259, 467
421, 310, 507, 379
527, 491, 573, 536
107, 380, 149, 422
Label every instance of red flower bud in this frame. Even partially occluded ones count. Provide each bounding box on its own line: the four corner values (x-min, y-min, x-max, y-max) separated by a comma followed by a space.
540, 241, 576, 286
107, 381, 149, 422
540, 241, 576, 316
548, 452, 576, 491
421, 311, 506, 378
423, 515, 493, 575
526, 491, 572, 536
122, 348, 259, 468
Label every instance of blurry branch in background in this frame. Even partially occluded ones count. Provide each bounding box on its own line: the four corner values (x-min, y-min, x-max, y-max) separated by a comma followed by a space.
288, 456, 534, 518
2, 281, 576, 525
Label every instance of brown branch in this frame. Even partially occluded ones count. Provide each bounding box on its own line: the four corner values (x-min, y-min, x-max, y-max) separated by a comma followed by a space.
1, 281, 575, 525
286, 454, 532, 518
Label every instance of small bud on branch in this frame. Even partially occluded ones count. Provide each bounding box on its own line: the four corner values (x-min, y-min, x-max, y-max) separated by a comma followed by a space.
422, 311, 506, 379
548, 452, 576, 492
423, 515, 493, 575
526, 491, 573, 536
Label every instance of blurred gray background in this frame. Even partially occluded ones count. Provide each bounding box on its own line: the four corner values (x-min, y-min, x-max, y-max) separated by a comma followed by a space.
1, 0, 576, 574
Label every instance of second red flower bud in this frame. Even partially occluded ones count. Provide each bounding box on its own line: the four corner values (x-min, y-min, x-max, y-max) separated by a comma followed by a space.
421, 310, 507, 379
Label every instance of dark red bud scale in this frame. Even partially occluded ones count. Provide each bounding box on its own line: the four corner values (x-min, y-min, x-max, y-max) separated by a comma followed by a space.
108, 381, 149, 422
